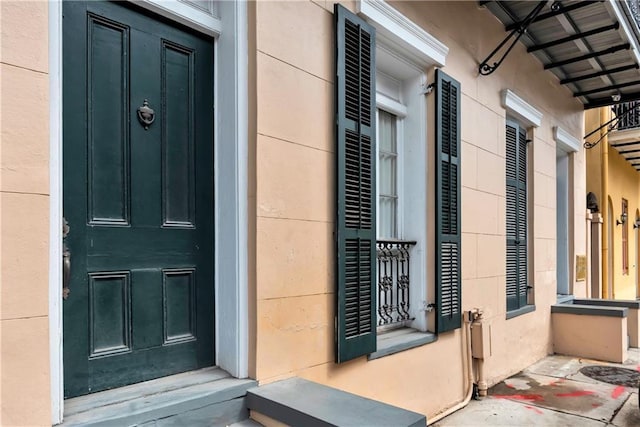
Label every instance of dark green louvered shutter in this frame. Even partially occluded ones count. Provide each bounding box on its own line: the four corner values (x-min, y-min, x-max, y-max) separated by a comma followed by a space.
506, 120, 528, 311
334, 4, 376, 363
435, 70, 462, 333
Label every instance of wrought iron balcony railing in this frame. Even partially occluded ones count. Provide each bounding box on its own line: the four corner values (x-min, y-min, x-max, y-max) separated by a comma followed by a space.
376, 240, 417, 328
612, 101, 640, 131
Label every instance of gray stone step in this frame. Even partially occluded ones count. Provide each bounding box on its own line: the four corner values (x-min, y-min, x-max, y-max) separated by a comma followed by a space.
227, 419, 264, 427
62, 368, 257, 426
246, 378, 426, 427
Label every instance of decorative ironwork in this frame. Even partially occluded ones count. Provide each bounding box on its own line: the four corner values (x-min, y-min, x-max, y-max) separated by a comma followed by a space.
583, 103, 638, 149
478, 1, 548, 76
376, 240, 416, 327
612, 101, 640, 130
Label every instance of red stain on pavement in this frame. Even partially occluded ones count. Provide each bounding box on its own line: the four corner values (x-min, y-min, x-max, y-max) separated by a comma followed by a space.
555, 390, 595, 397
611, 386, 625, 399
493, 394, 544, 401
524, 405, 543, 415
592, 403, 601, 408
636, 365, 640, 372
505, 383, 515, 389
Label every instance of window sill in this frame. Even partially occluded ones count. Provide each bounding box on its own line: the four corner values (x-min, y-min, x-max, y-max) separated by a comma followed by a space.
368, 328, 436, 361
506, 304, 536, 319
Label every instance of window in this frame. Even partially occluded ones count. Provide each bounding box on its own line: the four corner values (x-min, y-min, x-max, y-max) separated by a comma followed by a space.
376, 106, 414, 331
623, 198, 629, 275
374, 41, 460, 337
506, 120, 529, 312
374, 67, 423, 333
334, 3, 459, 363
377, 110, 399, 239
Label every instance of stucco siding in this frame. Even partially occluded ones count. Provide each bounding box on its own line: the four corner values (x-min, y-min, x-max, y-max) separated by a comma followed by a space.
1, 1, 52, 425
252, 0, 585, 418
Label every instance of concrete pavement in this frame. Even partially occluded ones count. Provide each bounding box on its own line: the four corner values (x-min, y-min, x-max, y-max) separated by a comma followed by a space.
434, 350, 640, 426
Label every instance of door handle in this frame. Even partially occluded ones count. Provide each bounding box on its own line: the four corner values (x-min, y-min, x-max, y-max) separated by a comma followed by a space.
63, 218, 71, 300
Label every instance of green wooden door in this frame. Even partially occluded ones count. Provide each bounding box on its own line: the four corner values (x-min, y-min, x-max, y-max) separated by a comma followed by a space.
62, 1, 214, 398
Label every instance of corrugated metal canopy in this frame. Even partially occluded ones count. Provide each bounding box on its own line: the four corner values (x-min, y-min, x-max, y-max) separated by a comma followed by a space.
611, 139, 640, 170
482, 0, 640, 109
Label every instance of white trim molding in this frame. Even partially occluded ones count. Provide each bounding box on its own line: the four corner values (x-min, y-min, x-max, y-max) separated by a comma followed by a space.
501, 89, 543, 128
554, 126, 581, 153
357, 0, 449, 67
134, 0, 222, 35
49, 2, 64, 424
214, 0, 249, 379
377, 93, 408, 118
608, 1, 640, 68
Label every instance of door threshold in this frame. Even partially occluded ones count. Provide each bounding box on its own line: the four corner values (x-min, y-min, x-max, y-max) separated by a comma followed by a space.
62, 367, 257, 426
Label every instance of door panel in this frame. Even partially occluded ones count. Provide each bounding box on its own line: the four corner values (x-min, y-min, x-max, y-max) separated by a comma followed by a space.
63, 1, 214, 398
87, 15, 131, 225
162, 42, 196, 227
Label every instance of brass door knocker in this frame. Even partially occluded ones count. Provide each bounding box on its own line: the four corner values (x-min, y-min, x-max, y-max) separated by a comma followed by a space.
137, 99, 155, 130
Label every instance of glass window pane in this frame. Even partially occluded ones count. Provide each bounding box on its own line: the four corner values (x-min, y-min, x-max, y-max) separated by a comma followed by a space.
379, 110, 397, 152
378, 109, 398, 239
379, 153, 397, 195
379, 196, 397, 238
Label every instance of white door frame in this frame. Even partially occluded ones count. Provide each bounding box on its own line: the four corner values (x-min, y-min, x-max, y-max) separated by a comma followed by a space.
48, 1, 249, 423
555, 150, 570, 295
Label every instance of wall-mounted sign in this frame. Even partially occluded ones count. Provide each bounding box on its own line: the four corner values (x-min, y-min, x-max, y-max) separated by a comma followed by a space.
576, 255, 587, 282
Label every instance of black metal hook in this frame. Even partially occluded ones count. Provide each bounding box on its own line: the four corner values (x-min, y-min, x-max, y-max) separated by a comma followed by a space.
478, 1, 549, 76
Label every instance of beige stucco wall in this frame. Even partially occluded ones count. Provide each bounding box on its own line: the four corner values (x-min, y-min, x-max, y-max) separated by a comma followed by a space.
252, 0, 585, 419
1, 1, 52, 425
552, 312, 627, 363
0, 0, 592, 423
607, 147, 640, 299
585, 108, 640, 300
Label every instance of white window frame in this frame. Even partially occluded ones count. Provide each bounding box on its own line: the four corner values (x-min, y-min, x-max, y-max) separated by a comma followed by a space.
376, 87, 406, 241
374, 44, 428, 332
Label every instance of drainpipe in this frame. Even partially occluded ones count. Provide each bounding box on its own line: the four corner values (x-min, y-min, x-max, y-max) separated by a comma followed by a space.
601, 107, 610, 299
427, 310, 478, 425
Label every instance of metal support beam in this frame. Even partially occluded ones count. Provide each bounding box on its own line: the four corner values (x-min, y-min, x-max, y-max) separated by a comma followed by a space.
505, 1, 603, 32
560, 64, 639, 85
619, 149, 640, 154
479, 1, 548, 75
545, 43, 630, 69
574, 79, 640, 97
583, 104, 637, 148
624, 156, 640, 161
528, 22, 619, 53
611, 142, 640, 148
585, 92, 640, 109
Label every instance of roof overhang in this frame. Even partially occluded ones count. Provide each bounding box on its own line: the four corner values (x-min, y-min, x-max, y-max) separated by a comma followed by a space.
607, 126, 640, 170
482, 1, 640, 109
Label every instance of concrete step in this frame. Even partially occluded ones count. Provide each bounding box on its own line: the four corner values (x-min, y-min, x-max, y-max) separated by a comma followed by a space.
246, 378, 426, 427
62, 367, 257, 426
227, 419, 264, 427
